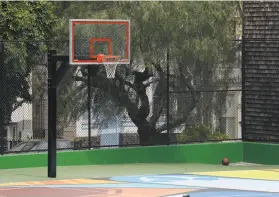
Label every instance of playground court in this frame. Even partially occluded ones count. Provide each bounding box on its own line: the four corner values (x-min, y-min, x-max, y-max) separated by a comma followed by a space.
0, 163, 278, 197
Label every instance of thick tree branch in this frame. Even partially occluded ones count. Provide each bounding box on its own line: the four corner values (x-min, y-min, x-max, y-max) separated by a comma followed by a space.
143, 77, 160, 88
75, 75, 143, 127
149, 62, 166, 126
152, 61, 163, 73
236, 1, 244, 20
156, 95, 196, 133
115, 73, 136, 90
133, 72, 151, 122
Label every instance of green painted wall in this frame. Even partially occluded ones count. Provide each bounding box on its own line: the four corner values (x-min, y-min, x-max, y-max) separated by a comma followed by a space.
0, 142, 243, 169
0, 153, 47, 169
243, 142, 279, 165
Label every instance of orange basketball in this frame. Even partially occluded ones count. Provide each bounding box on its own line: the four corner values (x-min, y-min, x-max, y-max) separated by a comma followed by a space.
222, 158, 230, 166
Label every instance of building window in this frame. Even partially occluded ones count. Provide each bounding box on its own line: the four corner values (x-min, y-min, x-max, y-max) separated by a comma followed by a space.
220, 117, 226, 133
18, 131, 22, 140
3, 128, 7, 138
12, 127, 16, 139
36, 103, 40, 115
226, 117, 235, 138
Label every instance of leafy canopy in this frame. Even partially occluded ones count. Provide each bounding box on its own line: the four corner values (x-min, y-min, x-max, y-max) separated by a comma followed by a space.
53, 2, 239, 143
0, 1, 57, 123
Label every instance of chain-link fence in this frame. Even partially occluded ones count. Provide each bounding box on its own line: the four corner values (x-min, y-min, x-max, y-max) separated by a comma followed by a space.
165, 40, 242, 144
0, 40, 49, 154
0, 39, 243, 154
1, 1, 279, 157
4, 36, 279, 153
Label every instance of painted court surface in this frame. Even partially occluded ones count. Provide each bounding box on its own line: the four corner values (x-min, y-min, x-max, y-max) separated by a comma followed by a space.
0, 164, 279, 197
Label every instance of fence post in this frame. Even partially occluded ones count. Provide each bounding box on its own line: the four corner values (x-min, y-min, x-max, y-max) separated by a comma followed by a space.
88, 66, 92, 149
0, 40, 5, 154
166, 48, 170, 145
241, 34, 246, 140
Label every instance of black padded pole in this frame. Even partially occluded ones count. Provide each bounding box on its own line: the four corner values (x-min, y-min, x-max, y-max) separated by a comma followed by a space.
48, 50, 57, 178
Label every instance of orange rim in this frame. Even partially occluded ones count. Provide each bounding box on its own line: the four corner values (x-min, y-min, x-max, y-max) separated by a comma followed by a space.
91, 54, 121, 63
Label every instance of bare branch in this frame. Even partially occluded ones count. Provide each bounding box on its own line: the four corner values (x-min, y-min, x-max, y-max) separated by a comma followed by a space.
236, 1, 244, 20
156, 99, 196, 133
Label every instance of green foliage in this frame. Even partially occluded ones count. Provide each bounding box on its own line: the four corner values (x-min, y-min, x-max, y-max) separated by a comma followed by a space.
51, 2, 241, 139
29, 1, 241, 142
0, 2, 57, 40
176, 124, 230, 142
0, 2, 57, 125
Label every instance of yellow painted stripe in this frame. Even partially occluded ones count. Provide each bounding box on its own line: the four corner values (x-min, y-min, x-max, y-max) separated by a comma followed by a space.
0, 179, 121, 187
26, 181, 45, 185
192, 169, 279, 180
73, 179, 120, 184
60, 180, 80, 184
0, 182, 29, 186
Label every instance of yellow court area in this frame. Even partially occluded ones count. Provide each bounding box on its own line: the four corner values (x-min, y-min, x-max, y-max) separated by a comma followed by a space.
192, 169, 279, 181
0, 179, 121, 187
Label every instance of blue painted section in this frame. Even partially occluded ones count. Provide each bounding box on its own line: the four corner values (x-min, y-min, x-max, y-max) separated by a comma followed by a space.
1, 174, 278, 197
110, 174, 279, 193
25, 183, 191, 189
110, 174, 218, 184
184, 191, 279, 197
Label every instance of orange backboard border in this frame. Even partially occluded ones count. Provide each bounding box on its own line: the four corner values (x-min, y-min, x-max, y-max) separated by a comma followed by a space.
69, 19, 130, 65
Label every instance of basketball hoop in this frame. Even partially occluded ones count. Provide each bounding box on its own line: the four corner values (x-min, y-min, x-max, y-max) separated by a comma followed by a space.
97, 54, 121, 79
69, 19, 131, 79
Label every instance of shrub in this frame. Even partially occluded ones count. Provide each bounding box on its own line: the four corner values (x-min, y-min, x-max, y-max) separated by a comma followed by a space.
176, 124, 230, 143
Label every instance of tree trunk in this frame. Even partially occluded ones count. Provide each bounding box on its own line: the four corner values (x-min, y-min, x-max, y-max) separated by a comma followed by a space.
138, 124, 156, 146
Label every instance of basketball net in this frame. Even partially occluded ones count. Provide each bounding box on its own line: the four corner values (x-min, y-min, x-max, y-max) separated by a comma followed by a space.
97, 54, 120, 79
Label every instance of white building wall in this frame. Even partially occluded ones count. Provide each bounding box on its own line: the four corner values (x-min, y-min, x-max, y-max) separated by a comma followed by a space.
10, 102, 33, 139
222, 67, 242, 139
7, 71, 33, 140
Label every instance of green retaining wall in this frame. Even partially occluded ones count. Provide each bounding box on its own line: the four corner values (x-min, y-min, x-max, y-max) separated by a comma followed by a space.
0, 142, 243, 169
243, 142, 279, 165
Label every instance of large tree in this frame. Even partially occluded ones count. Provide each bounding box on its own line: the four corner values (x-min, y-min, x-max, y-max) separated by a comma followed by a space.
55, 1, 240, 145
0, 2, 57, 145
